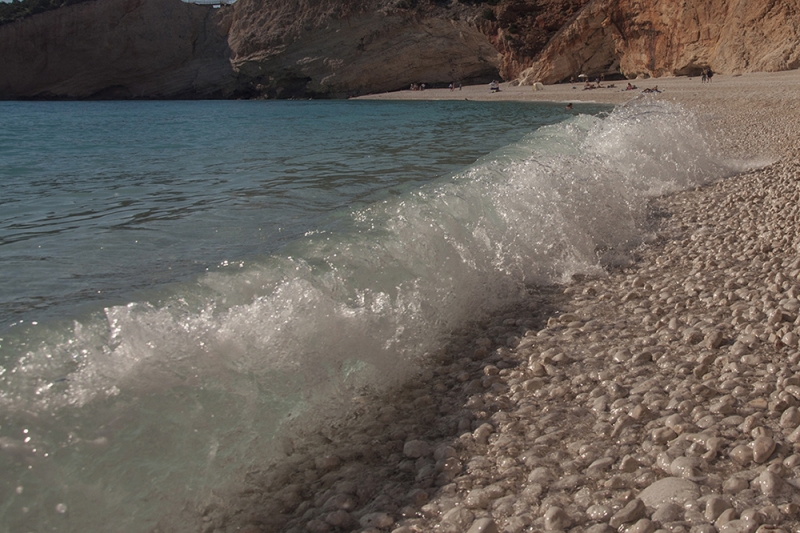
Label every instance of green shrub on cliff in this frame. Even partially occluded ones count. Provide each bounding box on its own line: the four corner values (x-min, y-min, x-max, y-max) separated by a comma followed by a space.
0, 0, 91, 25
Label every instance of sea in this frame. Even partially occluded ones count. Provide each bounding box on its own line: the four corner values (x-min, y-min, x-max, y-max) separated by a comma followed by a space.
0, 98, 743, 532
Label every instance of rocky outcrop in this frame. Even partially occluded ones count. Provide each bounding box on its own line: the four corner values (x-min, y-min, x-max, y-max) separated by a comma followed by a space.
224, 0, 502, 98
478, 0, 591, 80
0, 0, 798, 99
0, 0, 235, 98
0, 0, 504, 99
519, 0, 800, 84
222, 0, 588, 97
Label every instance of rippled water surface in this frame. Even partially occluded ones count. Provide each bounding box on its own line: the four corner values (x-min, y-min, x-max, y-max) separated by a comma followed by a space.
2, 99, 633, 532
0, 100, 588, 327
0, 98, 745, 533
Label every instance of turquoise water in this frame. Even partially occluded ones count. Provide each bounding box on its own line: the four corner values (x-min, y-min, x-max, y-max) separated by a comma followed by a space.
0, 100, 589, 327
0, 99, 738, 532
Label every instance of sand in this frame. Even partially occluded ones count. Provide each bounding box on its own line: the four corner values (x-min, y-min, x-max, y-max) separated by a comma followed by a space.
210, 70, 800, 533
358, 70, 795, 111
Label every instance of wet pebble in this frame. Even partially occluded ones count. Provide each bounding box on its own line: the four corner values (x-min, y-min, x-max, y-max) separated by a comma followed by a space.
543, 506, 572, 531
217, 144, 800, 533
751, 436, 776, 463
652, 502, 683, 523
609, 499, 647, 529
360, 512, 394, 529
403, 440, 432, 459
466, 517, 499, 533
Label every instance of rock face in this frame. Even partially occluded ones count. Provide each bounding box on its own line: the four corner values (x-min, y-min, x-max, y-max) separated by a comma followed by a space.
0, 0, 504, 99
0, 0, 235, 98
519, 0, 800, 84
225, 0, 502, 98
0, 0, 799, 98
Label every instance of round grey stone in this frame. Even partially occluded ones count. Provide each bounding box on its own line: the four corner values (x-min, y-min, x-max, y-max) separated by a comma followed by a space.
466, 517, 499, 533
638, 477, 700, 508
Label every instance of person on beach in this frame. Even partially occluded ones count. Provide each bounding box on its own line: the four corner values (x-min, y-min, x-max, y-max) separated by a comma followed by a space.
489, 80, 500, 92
701, 69, 708, 83
707, 68, 714, 82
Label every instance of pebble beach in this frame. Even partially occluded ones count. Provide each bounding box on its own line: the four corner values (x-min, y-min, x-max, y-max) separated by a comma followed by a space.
211, 69, 800, 533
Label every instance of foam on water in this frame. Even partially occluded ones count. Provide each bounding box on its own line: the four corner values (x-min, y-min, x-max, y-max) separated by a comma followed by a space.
0, 100, 749, 532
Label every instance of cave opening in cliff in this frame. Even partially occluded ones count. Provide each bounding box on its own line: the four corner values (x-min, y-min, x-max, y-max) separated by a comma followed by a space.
673, 65, 710, 77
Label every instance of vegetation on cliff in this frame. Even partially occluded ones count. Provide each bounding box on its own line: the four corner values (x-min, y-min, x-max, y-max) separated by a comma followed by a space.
0, 0, 91, 25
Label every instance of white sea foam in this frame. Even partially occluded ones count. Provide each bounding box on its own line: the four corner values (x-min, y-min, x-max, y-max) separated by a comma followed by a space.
0, 100, 750, 532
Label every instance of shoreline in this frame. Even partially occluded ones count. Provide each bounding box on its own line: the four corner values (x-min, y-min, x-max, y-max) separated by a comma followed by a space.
214, 70, 800, 533
355, 70, 800, 110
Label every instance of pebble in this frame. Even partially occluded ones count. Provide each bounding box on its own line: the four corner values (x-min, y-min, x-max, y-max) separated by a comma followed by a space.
403, 440, 432, 458
544, 506, 572, 531
780, 407, 800, 428
754, 470, 790, 497
586, 504, 613, 522
586, 525, 616, 533
717, 508, 738, 526
213, 120, 800, 532
609, 499, 647, 528
652, 502, 683, 523
705, 496, 732, 521
440, 507, 474, 532
627, 518, 656, 533
305, 519, 330, 533
638, 477, 700, 508
466, 517, 499, 533
729, 445, 753, 466
360, 512, 394, 529
473, 423, 494, 444
464, 485, 504, 509
751, 436, 776, 463
669, 456, 702, 478
314, 454, 341, 472
324, 510, 353, 528
786, 425, 800, 443
722, 477, 750, 494
717, 520, 758, 533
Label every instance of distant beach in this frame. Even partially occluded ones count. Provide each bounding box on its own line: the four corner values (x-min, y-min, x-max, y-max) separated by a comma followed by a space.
358, 70, 800, 116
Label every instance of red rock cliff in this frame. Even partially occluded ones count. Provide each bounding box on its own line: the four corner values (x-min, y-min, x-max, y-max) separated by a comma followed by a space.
518, 0, 800, 84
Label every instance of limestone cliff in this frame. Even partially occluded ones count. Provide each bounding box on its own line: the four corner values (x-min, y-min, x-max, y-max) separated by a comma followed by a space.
225, 0, 503, 98
0, 0, 235, 98
205, 0, 591, 96
0, 0, 799, 99
518, 0, 800, 84
0, 0, 597, 99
